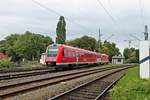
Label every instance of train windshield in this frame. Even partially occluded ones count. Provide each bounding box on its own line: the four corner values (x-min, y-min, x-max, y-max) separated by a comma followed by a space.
47, 45, 59, 57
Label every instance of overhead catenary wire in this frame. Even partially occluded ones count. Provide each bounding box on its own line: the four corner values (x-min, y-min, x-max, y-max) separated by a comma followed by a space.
96, 0, 122, 36
96, 0, 116, 23
104, 34, 114, 41
32, 0, 95, 34
129, 34, 141, 41
96, 0, 124, 44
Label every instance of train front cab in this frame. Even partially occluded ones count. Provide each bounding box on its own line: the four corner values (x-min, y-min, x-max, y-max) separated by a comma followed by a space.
45, 44, 75, 70
45, 44, 60, 67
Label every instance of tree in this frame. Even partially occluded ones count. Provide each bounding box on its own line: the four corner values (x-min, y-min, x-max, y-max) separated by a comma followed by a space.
56, 16, 66, 44
123, 48, 139, 63
0, 34, 21, 62
100, 41, 120, 61
14, 31, 53, 60
67, 35, 97, 51
0, 31, 53, 62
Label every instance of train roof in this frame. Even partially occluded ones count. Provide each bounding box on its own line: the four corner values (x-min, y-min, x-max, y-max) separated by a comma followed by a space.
48, 44, 108, 56
61, 44, 97, 54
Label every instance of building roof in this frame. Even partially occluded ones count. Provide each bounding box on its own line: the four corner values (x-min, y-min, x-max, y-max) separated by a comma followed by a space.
112, 55, 124, 59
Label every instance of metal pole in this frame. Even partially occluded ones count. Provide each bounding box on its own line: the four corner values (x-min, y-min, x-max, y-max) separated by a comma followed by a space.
98, 28, 101, 51
144, 25, 148, 40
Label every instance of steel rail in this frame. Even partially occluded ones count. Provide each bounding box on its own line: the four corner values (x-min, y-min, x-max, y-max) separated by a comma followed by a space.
50, 66, 132, 100
0, 68, 54, 80
0, 65, 132, 99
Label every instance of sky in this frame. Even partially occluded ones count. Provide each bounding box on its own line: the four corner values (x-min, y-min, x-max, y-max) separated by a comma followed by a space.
0, 0, 150, 54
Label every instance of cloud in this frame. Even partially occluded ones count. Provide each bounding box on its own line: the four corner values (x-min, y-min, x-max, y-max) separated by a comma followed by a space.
0, 0, 149, 53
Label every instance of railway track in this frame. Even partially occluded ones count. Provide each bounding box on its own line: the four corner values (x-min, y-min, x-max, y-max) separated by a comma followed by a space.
0, 68, 54, 80
50, 66, 129, 100
0, 65, 133, 99
0, 64, 97, 80
0, 66, 53, 73
0, 64, 129, 80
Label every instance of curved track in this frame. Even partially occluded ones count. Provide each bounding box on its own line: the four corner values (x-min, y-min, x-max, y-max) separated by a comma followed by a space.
0, 65, 133, 99
50, 66, 130, 100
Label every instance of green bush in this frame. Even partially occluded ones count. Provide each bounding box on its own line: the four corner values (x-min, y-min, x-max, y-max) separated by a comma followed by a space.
0, 58, 14, 68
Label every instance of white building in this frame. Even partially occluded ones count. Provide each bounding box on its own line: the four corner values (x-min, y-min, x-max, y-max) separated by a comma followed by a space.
112, 55, 124, 64
40, 53, 46, 65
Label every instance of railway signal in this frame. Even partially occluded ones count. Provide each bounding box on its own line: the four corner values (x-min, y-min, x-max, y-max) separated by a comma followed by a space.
139, 25, 150, 79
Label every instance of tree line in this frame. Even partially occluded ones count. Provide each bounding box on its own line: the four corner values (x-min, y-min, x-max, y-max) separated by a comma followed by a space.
67, 35, 120, 61
0, 16, 139, 64
0, 31, 53, 63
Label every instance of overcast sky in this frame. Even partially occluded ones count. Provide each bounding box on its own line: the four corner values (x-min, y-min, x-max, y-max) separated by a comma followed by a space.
0, 0, 150, 53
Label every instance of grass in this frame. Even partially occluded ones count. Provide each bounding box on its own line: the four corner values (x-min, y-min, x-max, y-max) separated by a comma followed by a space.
0, 61, 46, 72
111, 65, 150, 100
20, 61, 43, 68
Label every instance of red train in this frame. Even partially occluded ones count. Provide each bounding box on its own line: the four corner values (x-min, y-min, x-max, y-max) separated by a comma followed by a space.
40, 44, 109, 69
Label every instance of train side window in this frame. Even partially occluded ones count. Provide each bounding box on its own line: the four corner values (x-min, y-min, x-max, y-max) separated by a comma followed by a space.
68, 50, 71, 57
72, 51, 75, 57
71, 51, 74, 57
70, 51, 72, 57
76, 51, 79, 57
69, 50, 72, 57
81, 52, 83, 57
70, 51, 73, 57
64, 48, 68, 57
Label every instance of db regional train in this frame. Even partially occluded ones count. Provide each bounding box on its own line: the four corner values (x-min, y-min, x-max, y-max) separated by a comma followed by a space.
40, 44, 109, 70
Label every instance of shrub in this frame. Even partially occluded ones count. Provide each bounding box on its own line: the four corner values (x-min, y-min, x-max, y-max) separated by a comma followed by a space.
0, 57, 14, 68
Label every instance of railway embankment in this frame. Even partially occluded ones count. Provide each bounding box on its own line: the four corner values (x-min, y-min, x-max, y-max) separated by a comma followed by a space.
110, 65, 150, 100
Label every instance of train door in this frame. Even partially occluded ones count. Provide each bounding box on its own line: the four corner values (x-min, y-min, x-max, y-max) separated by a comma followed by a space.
76, 49, 79, 65
63, 48, 66, 63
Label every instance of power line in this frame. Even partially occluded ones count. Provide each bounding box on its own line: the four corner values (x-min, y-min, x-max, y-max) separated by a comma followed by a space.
32, 0, 61, 17
96, 0, 116, 23
32, 0, 94, 34
129, 34, 141, 41
96, 0, 121, 35
124, 40, 135, 48
104, 34, 114, 41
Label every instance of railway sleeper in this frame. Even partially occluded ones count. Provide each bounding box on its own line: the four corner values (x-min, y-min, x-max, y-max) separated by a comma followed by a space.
71, 91, 98, 96
69, 94, 96, 100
